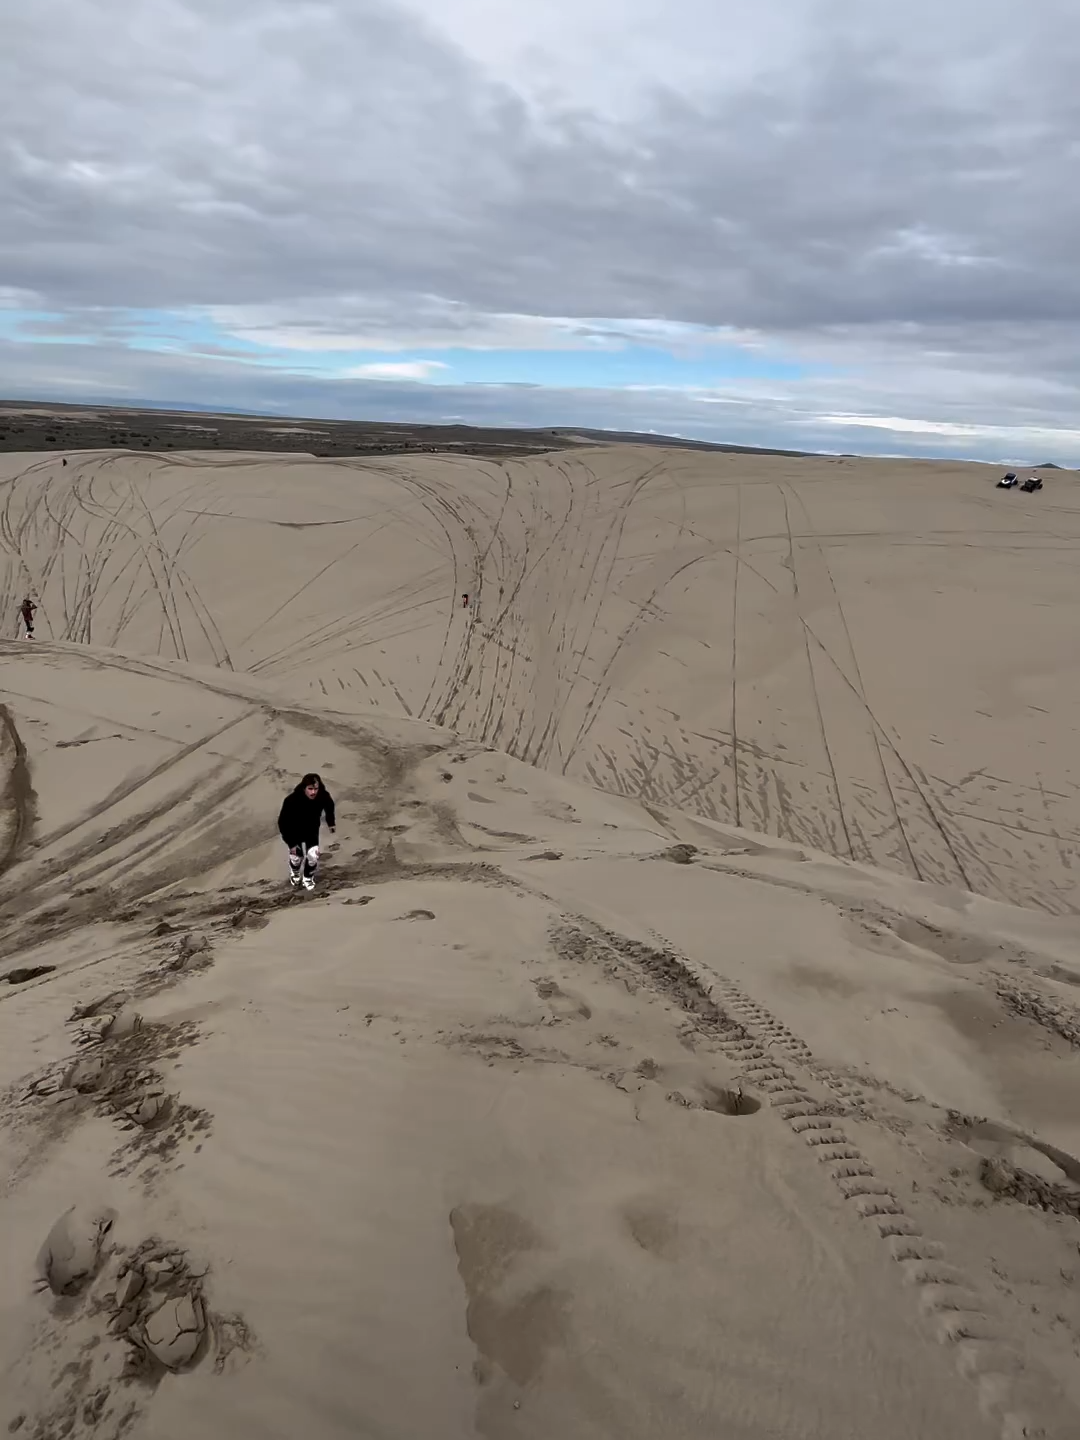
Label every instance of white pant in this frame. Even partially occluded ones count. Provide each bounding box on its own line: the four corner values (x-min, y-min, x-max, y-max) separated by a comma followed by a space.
288, 843, 320, 878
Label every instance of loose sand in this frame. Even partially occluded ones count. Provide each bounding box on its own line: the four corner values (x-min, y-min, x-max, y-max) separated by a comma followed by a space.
1, 445, 1079, 1439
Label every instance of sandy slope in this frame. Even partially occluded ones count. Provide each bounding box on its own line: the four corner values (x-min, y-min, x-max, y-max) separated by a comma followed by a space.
1, 643, 1079, 1439
3, 445, 1080, 912
2, 444, 1080, 1439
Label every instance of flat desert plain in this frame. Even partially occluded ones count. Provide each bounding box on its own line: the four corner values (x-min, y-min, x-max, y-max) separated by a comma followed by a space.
1, 442, 1079, 1440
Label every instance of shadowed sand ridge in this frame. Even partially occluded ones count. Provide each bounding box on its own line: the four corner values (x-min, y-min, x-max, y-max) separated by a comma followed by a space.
1, 445, 1079, 1440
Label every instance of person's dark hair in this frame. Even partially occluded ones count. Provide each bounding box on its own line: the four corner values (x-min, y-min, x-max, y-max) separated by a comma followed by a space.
297, 772, 323, 792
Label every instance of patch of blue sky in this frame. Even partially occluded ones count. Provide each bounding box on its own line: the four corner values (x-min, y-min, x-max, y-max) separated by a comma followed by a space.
0, 307, 266, 357
0, 309, 98, 345
176, 314, 816, 388
365, 343, 810, 388
0, 306, 819, 392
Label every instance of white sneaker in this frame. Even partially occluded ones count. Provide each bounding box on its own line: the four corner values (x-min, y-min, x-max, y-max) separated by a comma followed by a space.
302, 876, 315, 891
289, 873, 301, 888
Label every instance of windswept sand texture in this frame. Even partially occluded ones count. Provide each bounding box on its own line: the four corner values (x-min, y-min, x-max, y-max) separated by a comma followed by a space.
2, 441, 1080, 1439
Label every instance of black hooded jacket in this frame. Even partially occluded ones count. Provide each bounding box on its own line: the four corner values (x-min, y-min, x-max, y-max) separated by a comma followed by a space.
277, 776, 335, 846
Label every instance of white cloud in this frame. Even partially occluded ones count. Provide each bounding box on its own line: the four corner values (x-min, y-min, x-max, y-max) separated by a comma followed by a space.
343, 359, 450, 380
816, 413, 1080, 445
393, 0, 817, 117
206, 299, 763, 355
0, 286, 43, 310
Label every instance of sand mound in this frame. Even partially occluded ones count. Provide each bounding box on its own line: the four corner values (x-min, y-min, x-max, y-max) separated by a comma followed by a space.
1, 446, 1080, 1437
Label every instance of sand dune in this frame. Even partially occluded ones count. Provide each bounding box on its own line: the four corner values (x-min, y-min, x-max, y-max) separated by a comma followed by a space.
4, 445, 1080, 912
2, 445, 1080, 1439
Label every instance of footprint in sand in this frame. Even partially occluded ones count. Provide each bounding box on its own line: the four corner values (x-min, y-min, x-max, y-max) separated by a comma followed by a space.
659, 843, 697, 865
616, 1059, 761, 1116
69, 993, 127, 1022
35, 1205, 116, 1296
70, 1001, 144, 1048
62, 1054, 106, 1093
161, 933, 212, 974
73, 1013, 119, 1047
536, 799, 579, 823
492, 773, 528, 794
117, 1091, 173, 1129
532, 977, 591, 1021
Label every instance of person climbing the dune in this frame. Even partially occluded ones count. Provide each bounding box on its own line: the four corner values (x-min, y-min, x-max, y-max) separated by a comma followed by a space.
19, 596, 36, 640
277, 772, 336, 891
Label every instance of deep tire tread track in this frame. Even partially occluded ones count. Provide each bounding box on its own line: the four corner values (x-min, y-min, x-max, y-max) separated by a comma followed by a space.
561, 918, 1070, 1440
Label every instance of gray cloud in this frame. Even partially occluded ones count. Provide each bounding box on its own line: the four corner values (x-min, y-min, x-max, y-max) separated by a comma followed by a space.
2, 0, 1079, 445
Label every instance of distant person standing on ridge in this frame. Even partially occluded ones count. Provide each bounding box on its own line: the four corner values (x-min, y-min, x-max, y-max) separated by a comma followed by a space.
277, 773, 336, 891
19, 596, 36, 639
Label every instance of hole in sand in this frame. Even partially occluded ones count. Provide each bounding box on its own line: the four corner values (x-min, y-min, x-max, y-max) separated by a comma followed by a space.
701, 1086, 760, 1116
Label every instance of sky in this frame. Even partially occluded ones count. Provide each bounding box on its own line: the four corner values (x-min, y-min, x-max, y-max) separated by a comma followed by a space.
2, 0, 1079, 462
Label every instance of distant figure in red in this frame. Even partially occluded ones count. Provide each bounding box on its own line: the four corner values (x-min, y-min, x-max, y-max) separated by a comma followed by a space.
462, 593, 470, 608
19, 596, 36, 639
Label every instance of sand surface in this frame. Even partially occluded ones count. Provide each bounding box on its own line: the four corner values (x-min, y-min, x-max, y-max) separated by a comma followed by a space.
3, 445, 1080, 911
2, 445, 1080, 1439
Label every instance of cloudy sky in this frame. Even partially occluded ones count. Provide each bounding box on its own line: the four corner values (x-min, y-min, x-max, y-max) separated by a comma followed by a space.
3, 0, 1078, 460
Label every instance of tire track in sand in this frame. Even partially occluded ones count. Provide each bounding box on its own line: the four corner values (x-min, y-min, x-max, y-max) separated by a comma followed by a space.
779, 486, 855, 860
785, 484, 977, 893
566, 919, 1076, 1440
730, 484, 742, 828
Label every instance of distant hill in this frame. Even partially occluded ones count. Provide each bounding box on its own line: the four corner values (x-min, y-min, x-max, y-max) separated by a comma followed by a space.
551, 426, 812, 457
0, 401, 820, 462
